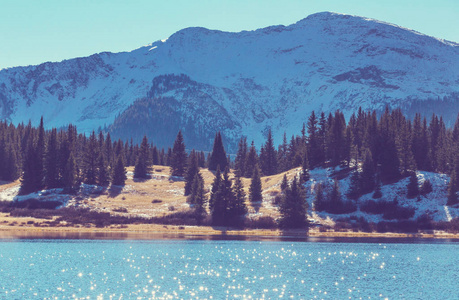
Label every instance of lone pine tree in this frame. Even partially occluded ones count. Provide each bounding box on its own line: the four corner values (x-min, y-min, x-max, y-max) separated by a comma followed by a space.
171, 130, 187, 177
134, 136, 151, 179
208, 132, 227, 171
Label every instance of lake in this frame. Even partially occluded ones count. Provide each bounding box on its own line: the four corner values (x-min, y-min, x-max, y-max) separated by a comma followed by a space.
0, 238, 457, 299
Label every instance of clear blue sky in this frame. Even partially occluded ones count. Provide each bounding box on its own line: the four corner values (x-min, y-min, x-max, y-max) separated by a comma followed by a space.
1, 0, 457, 69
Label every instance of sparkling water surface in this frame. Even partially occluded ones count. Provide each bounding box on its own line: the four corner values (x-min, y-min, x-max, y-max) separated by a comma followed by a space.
0, 238, 457, 299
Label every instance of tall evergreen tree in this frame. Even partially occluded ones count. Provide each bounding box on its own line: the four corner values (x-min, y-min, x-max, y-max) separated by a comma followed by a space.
372, 175, 383, 199
134, 136, 151, 179
249, 165, 263, 203
307, 111, 320, 167
279, 176, 308, 228
211, 167, 234, 225
301, 149, 310, 183
97, 153, 110, 186
407, 171, 419, 199
229, 175, 248, 222
184, 151, 199, 196
209, 166, 222, 212
360, 150, 376, 194
3, 144, 20, 181
44, 128, 60, 188
189, 172, 207, 224
35, 117, 45, 190
62, 151, 78, 192
208, 132, 228, 171
82, 131, 99, 185
234, 137, 248, 177
112, 155, 127, 186
314, 182, 325, 212
328, 111, 347, 166
260, 129, 277, 176
396, 119, 416, 175
20, 139, 41, 194
447, 157, 459, 206
170, 131, 187, 177
245, 141, 258, 178
347, 169, 361, 200
281, 174, 288, 192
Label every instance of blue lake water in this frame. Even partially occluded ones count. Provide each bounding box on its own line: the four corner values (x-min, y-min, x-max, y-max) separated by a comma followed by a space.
0, 238, 458, 299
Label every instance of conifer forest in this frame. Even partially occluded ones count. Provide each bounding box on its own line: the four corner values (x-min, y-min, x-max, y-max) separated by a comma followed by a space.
1, 107, 459, 230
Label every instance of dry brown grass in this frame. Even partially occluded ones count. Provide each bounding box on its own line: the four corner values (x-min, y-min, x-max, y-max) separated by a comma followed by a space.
0, 165, 299, 223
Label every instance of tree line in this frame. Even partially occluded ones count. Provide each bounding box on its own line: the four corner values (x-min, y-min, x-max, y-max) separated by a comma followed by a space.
1, 107, 459, 227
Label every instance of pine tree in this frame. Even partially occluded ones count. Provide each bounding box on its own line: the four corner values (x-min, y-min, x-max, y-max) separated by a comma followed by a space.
234, 137, 247, 177
35, 117, 45, 190
347, 169, 361, 200
112, 155, 127, 186
329, 179, 342, 212
277, 133, 288, 172
307, 111, 320, 167
420, 179, 433, 195
447, 158, 459, 206
188, 172, 203, 204
396, 119, 416, 175
446, 176, 458, 206
260, 129, 277, 176
82, 131, 99, 185
360, 150, 376, 194
62, 151, 78, 192
20, 139, 39, 194
279, 176, 308, 228
314, 182, 325, 211
280, 174, 288, 192
407, 171, 419, 199
134, 136, 151, 179
44, 128, 60, 188
301, 150, 310, 183
249, 165, 262, 203
328, 111, 347, 166
189, 172, 206, 223
208, 132, 228, 171
244, 141, 258, 178
97, 153, 110, 186
211, 167, 234, 225
184, 151, 199, 196
379, 132, 400, 183
4, 144, 20, 181
209, 166, 222, 212
170, 131, 187, 177
372, 175, 383, 199
230, 175, 248, 221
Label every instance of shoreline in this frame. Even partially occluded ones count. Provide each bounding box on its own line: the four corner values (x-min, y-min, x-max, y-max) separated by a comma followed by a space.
1, 224, 458, 242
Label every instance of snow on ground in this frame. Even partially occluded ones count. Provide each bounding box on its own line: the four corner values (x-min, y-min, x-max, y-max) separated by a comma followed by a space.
305, 168, 459, 224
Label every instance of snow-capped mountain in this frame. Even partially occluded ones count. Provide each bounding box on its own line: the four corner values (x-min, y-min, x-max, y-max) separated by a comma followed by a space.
1, 12, 458, 150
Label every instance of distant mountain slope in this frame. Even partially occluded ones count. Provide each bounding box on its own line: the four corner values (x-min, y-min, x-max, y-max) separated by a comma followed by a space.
1, 12, 458, 150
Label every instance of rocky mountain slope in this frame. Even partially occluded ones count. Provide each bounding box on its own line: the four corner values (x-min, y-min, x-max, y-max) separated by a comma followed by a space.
1, 12, 458, 150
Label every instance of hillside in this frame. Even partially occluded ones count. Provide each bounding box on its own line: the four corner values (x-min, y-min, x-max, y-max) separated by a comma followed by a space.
1, 165, 457, 233
1, 12, 458, 150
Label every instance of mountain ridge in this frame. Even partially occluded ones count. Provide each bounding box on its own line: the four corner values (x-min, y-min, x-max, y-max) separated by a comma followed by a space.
1, 11, 458, 150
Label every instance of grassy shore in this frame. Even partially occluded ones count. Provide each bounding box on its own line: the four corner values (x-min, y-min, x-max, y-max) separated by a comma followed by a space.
1, 165, 458, 241
1, 220, 458, 241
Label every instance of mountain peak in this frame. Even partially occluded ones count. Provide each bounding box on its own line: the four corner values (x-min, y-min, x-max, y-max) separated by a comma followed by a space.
0, 12, 458, 150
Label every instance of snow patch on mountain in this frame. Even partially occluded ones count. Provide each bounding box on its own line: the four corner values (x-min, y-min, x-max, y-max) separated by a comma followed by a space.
0, 11, 458, 149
